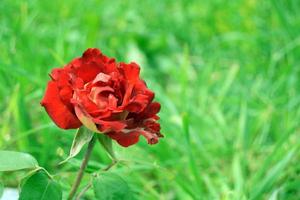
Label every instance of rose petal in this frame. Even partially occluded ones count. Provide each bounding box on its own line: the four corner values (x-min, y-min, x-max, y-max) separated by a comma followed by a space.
107, 131, 140, 147
143, 120, 161, 132
74, 90, 100, 116
120, 84, 134, 107
82, 48, 102, 61
127, 102, 161, 120
120, 62, 140, 83
125, 94, 149, 113
108, 94, 118, 109
74, 106, 100, 133
93, 119, 127, 132
119, 63, 140, 106
41, 81, 82, 129
107, 129, 160, 147
140, 129, 159, 145
74, 62, 103, 83
59, 86, 73, 104
140, 102, 161, 119
93, 73, 111, 84
132, 80, 155, 102
89, 86, 114, 103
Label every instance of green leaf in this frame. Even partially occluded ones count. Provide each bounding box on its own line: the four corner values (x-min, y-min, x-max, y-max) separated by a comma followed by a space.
19, 171, 62, 200
0, 151, 38, 171
93, 173, 132, 200
97, 134, 116, 160
60, 127, 94, 164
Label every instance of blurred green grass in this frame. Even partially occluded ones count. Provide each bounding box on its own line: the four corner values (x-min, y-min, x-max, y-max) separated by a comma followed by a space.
0, 0, 300, 199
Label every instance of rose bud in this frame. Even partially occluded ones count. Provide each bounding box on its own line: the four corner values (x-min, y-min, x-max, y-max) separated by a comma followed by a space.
41, 48, 163, 147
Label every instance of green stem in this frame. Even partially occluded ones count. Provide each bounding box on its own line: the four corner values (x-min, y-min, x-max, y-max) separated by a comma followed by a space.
75, 160, 118, 200
68, 136, 96, 200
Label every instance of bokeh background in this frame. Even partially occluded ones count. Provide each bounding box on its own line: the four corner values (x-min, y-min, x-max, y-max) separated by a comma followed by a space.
1, 0, 300, 199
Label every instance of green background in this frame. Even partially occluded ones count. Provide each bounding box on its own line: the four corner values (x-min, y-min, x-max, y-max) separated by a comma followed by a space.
0, 0, 300, 199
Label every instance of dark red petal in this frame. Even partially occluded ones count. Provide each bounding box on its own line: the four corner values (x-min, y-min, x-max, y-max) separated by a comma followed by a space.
131, 102, 160, 120
142, 102, 161, 118
107, 128, 160, 147
107, 131, 140, 147
93, 119, 127, 132
143, 120, 161, 132
102, 61, 117, 74
125, 94, 149, 113
133, 80, 154, 102
69, 57, 82, 68
41, 81, 82, 129
82, 48, 102, 61
74, 62, 103, 83
78, 48, 117, 82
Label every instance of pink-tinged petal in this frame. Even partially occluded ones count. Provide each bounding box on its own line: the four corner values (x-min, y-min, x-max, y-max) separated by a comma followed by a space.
41, 81, 82, 129
139, 129, 159, 145
74, 106, 100, 133
89, 86, 114, 102
107, 131, 140, 147
74, 90, 100, 115
93, 73, 111, 84
89, 86, 114, 110
108, 94, 118, 109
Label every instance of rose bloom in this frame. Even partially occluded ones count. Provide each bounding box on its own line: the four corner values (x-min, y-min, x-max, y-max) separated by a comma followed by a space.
41, 48, 163, 147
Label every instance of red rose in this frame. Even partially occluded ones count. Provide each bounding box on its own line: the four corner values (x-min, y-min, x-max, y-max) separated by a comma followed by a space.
41, 48, 163, 147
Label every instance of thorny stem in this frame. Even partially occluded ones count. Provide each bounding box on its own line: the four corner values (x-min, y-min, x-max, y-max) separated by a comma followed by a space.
68, 136, 96, 200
